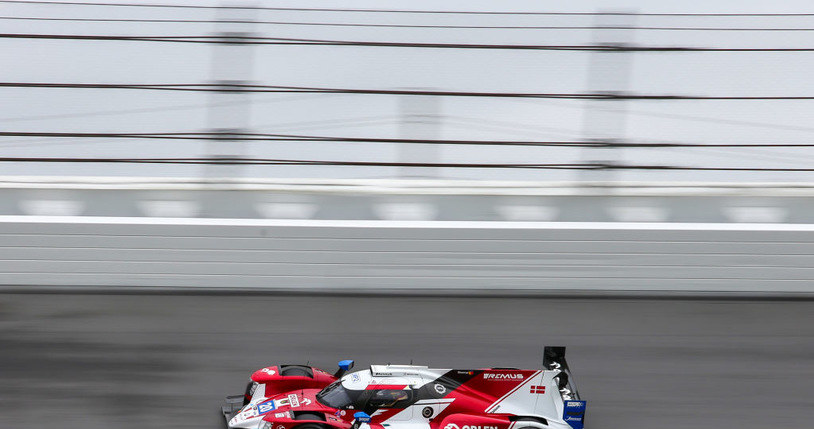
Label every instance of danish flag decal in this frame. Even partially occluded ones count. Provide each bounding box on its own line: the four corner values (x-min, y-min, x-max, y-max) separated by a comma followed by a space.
530, 385, 546, 394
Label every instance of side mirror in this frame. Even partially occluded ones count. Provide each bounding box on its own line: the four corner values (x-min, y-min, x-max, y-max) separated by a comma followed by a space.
334, 359, 355, 378
350, 411, 371, 429
354, 412, 371, 423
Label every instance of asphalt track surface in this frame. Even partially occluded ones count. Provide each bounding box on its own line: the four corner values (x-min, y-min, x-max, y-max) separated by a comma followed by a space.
1, 293, 812, 429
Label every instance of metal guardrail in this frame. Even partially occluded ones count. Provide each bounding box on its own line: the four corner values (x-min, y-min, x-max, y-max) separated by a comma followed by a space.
1, 216, 812, 295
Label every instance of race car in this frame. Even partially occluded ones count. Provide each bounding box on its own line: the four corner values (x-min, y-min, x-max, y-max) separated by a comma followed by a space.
222, 347, 586, 429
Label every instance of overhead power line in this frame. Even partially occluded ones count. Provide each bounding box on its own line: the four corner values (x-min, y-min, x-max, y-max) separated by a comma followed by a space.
3, 33, 814, 52
4, 82, 814, 100
6, 16, 814, 32
5, 131, 814, 148
0, 157, 593, 169
1, 156, 813, 172
3, 1, 814, 17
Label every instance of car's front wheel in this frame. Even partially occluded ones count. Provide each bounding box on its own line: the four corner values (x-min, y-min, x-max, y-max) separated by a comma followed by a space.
293, 413, 327, 429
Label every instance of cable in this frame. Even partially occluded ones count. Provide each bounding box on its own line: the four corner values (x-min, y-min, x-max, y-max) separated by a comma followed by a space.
3, 1, 814, 17
0, 131, 597, 146
5, 82, 814, 100
4, 33, 814, 52
6, 131, 814, 148
7, 16, 814, 32
0, 118, 402, 148
0, 156, 813, 172
0, 157, 592, 169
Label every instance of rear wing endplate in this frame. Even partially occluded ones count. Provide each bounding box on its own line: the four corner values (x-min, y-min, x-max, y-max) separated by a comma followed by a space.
544, 347, 586, 429
543, 346, 581, 400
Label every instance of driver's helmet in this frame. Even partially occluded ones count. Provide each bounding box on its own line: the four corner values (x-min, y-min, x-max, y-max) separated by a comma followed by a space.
375, 389, 409, 407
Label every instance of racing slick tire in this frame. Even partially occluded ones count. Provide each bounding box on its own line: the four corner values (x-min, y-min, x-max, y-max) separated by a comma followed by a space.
294, 412, 327, 429
294, 424, 326, 429
281, 366, 312, 377
513, 416, 548, 429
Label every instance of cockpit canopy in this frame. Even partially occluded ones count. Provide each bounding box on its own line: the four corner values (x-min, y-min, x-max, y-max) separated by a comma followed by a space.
316, 379, 359, 408
315, 368, 420, 412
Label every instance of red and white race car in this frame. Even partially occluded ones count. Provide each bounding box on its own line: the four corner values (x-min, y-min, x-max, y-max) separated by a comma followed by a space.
222, 347, 586, 429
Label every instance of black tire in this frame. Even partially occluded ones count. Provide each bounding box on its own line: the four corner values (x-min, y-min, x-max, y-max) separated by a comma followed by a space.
294, 423, 326, 429
281, 366, 311, 377
295, 413, 325, 422
293, 413, 326, 429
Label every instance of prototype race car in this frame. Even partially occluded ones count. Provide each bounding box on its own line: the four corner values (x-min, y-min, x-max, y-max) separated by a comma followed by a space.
222, 347, 586, 429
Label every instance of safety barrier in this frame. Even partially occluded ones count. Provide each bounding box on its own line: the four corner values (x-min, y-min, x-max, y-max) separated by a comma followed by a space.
1, 216, 812, 295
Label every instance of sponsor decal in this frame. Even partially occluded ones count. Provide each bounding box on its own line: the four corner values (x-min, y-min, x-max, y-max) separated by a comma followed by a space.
562, 400, 586, 429
422, 407, 434, 418
434, 383, 447, 394
483, 373, 524, 381
277, 425, 286, 429
456, 371, 474, 375
301, 397, 312, 406
288, 394, 300, 408
257, 400, 277, 414
240, 408, 259, 419
275, 412, 289, 418
351, 374, 361, 382
530, 385, 546, 394
340, 410, 347, 416
445, 425, 497, 429
260, 368, 277, 376
249, 383, 259, 395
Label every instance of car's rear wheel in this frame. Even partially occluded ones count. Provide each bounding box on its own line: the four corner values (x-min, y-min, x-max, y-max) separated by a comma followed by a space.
513, 416, 546, 429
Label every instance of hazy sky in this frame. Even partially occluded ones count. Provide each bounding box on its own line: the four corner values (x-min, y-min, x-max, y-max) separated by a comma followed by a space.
3, 0, 814, 182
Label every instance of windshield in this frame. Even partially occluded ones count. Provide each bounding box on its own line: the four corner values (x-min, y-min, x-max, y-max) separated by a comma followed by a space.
316, 380, 357, 409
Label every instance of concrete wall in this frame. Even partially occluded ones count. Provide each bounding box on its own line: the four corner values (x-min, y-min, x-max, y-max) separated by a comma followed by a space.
1, 216, 812, 295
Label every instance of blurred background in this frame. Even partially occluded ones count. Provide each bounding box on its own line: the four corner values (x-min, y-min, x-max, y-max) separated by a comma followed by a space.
0, 0, 813, 428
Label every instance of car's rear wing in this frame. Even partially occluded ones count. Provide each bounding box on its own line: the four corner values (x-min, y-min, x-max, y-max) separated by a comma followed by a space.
544, 347, 586, 429
543, 346, 581, 400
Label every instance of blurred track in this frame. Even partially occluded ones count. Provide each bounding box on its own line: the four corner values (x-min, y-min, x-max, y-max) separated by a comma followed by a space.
0, 293, 812, 429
